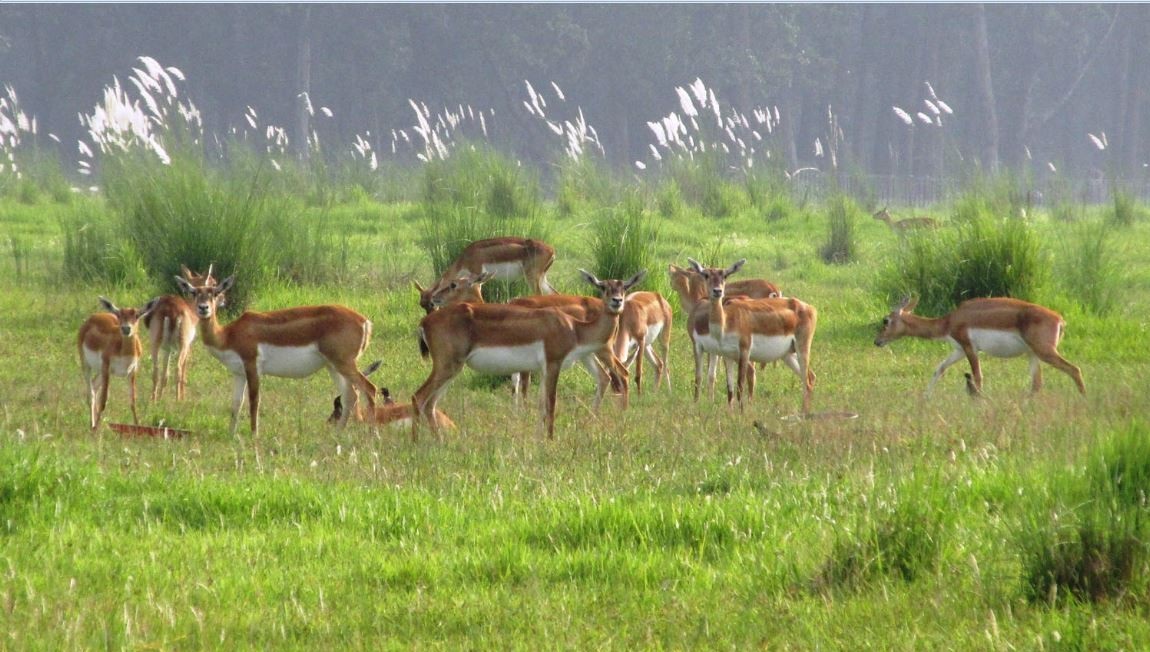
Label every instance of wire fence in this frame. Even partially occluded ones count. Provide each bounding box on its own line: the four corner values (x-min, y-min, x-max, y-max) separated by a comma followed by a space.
787, 172, 1148, 208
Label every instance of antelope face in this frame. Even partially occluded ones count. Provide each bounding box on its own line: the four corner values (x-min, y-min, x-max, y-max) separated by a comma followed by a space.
428, 271, 491, 310
687, 258, 745, 301
579, 269, 647, 314
175, 274, 234, 320
97, 296, 153, 338
874, 297, 918, 347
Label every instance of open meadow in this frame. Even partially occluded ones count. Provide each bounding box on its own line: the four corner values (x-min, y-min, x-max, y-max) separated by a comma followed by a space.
2, 169, 1150, 649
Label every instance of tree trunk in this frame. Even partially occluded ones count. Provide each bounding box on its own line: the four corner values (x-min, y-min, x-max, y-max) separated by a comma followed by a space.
972, 4, 999, 171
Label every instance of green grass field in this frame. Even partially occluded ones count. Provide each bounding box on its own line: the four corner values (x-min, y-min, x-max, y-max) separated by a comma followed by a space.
2, 192, 1149, 649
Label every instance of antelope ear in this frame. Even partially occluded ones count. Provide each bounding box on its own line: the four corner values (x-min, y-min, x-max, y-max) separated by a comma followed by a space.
901, 296, 919, 313
138, 302, 156, 321
726, 258, 747, 276
686, 258, 704, 273
98, 296, 118, 313
412, 280, 427, 294
624, 269, 647, 290
179, 264, 193, 278
174, 276, 195, 295
216, 275, 236, 296
474, 270, 495, 284
578, 268, 604, 288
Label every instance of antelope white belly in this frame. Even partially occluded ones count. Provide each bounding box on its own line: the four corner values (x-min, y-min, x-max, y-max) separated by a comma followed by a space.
480, 261, 524, 281
646, 322, 665, 344
748, 334, 794, 362
965, 329, 1029, 358
467, 343, 544, 375
693, 330, 722, 355
207, 347, 246, 376
257, 343, 327, 378
562, 342, 601, 369
82, 346, 138, 376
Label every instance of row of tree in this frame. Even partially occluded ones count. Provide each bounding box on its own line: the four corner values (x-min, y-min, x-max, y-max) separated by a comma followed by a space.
0, 4, 1143, 180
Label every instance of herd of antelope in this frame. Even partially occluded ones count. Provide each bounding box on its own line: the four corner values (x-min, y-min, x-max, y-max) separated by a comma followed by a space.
78, 235, 1087, 439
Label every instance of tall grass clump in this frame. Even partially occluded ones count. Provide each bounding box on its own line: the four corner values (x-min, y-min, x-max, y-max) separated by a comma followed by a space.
1055, 219, 1121, 315
744, 171, 799, 223
877, 215, 1046, 316
554, 156, 620, 217
819, 194, 860, 264
811, 493, 945, 593
418, 147, 550, 301
101, 151, 315, 308
1019, 423, 1149, 604
1109, 185, 1143, 227
59, 202, 148, 286
589, 193, 662, 291
665, 153, 743, 218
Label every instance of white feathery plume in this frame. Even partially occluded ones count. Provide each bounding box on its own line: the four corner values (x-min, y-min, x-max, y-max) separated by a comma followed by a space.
892, 106, 914, 126
551, 81, 565, 101
709, 88, 721, 126
634, 160, 646, 170
925, 81, 939, 101
814, 138, 824, 158
166, 66, 185, 81
78, 140, 93, 157
649, 144, 662, 160
320, 106, 332, 118
523, 101, 536, 116
936, 100, 953, 115
48, 133, 59, 143
924, 99, 940, 115
675, 87, 698, 118
916, 111, 932, 125
1047, 161, 1057, 172
1025, 146, 1032, 160
1088, 133, 1106, 150
690, 78, 707, 104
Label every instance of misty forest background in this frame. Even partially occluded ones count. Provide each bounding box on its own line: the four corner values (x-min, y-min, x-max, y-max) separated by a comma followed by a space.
0, 4, 1145, 194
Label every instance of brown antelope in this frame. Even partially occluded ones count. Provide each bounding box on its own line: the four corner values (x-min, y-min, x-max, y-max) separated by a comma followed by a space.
414, 236, 556, 313
174, 274, 378, 436
667, 263, 781, 400
142, 265, 220, 401
688, 258, 817, 413
426, 270, 625, 402
78, 297, 154, 430
329, 362, 455, 429
874, 296, 1086, 396
872, 207, 938, 232
615, 291, 673, 394
412, 270, 643, 440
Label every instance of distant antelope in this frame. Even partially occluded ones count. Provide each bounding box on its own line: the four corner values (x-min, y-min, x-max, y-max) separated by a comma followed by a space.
414, 236, 555, 313
142, 264, 221, 401
872, 207, 938, 232
688, 258, 817, 413
412, 270, 642, 439
175, 274, 378, 436
78, 297, 154, 430
874, 296, 1086, 396
329, 362, 455, 430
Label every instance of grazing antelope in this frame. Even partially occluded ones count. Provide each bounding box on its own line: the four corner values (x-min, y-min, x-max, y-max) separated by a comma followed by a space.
412, 270, 643, 440
688, 258, 817, 413
874, 296, 1086, 397
414, 236, 556, 313
667, 263, 781, 400
142, 265, 220, 401
872, 207, 938, 232
78, 297, 154, 430
174, 274, 378, 436
329, 362, 455, 430
426, 270, 626, 402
